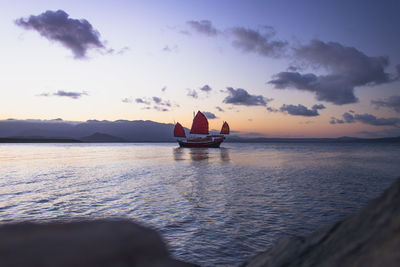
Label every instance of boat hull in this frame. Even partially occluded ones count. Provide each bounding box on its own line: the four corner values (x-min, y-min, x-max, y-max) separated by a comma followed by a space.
178, 138, 224, 148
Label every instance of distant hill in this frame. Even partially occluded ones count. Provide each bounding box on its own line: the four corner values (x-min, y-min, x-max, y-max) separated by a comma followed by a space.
0, 119, 177, 142
80, 132, 128, 142
0, 137, 81, 143
1, 119, 399, 143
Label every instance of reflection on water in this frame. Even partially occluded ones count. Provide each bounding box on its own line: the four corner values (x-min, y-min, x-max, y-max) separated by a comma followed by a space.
189, 148, 209, 161
0, 142, 399, 266
173, 147, 230, 162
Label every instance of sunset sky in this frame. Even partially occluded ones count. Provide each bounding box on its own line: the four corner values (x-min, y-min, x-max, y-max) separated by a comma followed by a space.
1, 0, 399, 138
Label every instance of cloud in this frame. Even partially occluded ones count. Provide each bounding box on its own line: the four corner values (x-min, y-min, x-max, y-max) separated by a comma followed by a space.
331, 111, 400, 126
187, 89, 198, 99
354, 113, 400, 126
371, 95, 400, 113
269, 40, 395, 105
122, 98, 133, 103
269, 71, 360, 105
162, 45, 178, 52
135, 98, 151, 105
134, 96, 173, 111
186, 21, 286, 57
343, 112, 356, 123
199, 84, 212, 92
266, 106, 279, 112
231, 26, 287, 57
161, 86, 167, 92
152, 96, 162, 104
114, 46, 130, 55
330, 117, 344, 124
216, 106, 224, 112
54, 90, 88, 99
203, 111, 217, 119
223, 87, 270, 106
187, 20, 218, 36
38, 90, 88, 99
153, 106, 168, 112
279, 103, 325, 116
16, 10, 108, 59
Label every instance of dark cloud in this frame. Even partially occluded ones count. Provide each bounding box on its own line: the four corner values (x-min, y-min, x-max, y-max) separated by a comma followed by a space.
223, 87, 271, 106
231, 26, 287, 57
16, 10, 107, 59
354, 113, 400, 126
312, 104, 326, 110
287, 66, 298, 72
199, 84, 212, 92
38, 90, 88, 99
279, 103, 325, 116
330, 117, 344, 124
216, 106, 224, 112
371, 95, 400, 113
161, 86, 167, 92
135, 98, 151, 105
269, 71, 359, 105
122, 98, 133, 103
152, 96, 162, 104
187, 20, 218, 36
343, 112, 356, 123
331, 111, 400, 126
330, 112, 356, 124
54, 90, 88, 99
187, 89, 198, 99
203, 111, 217, 119
269, 40, 394, 105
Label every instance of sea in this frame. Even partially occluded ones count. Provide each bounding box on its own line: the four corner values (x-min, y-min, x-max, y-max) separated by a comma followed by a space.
0, 142, 399, 266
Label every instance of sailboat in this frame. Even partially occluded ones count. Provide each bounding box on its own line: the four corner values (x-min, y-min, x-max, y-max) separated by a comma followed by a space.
173, 111, 230, 148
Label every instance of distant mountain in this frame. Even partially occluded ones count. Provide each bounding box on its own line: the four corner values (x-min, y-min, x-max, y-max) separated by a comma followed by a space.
80, 132, 127, 142
1, 119, 399, 143
0, 119, 176, 142
0, 137, 80, 143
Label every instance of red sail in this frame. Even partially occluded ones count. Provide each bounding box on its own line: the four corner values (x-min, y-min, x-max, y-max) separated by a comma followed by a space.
220, 121, 230, 134
190, 111, 209, 134
174, 122, 186, 137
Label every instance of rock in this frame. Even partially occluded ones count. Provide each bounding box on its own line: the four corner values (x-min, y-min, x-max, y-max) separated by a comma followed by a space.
243, 177, 400, 267
0, 219, 197, 267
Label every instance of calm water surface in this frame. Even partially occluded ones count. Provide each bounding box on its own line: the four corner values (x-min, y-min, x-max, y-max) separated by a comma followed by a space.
0, 142, 399, 266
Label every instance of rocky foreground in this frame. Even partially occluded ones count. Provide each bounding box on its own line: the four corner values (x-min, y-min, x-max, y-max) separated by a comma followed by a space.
0, 178, 399, 266
0, 220, 197, 266
243, 177, 400, 267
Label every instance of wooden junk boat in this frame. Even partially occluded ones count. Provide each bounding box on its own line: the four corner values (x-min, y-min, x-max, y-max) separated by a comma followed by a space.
173, 111, 230, 148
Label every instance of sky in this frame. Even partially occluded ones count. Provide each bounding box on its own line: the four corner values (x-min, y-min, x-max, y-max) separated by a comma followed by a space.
1, 0, 400, 138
